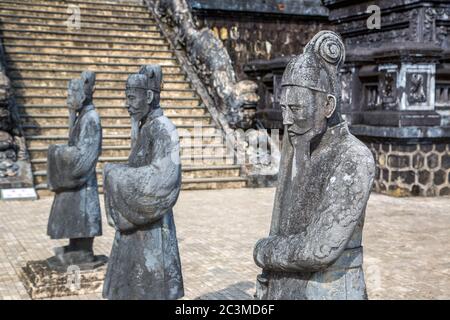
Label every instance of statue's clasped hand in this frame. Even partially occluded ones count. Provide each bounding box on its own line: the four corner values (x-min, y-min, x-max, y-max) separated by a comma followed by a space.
253, 237, 270, 268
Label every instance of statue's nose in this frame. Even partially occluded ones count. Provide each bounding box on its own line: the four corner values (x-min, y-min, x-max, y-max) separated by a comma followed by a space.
282, 107, 294, 125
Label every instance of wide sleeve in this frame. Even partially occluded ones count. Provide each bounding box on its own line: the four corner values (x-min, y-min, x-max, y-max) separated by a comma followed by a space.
103, 120, 181, 232
47, 113, 102, 192
254, 148, 375, 272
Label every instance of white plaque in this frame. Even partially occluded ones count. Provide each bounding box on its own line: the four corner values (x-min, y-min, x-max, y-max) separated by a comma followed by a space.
1, 188, 37, 201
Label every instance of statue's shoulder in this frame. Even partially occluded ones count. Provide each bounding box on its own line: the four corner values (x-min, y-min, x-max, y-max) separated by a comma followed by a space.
147, 114, 177, 134
342, 133, 375, 175
83, 107, 101, 125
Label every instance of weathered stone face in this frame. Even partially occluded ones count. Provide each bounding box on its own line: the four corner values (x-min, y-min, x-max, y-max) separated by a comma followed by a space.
67, 79, 86, 112
125, 87, 149, 122
280, 86, 328, 139
125, 74, 150, 123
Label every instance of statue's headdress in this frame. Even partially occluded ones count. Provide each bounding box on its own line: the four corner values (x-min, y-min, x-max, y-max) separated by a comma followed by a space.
126, 74, 148, 92
80, 70, 95, 102
138, 64, 163, 93
281, 31, 345, 97
68, 78, 84, 93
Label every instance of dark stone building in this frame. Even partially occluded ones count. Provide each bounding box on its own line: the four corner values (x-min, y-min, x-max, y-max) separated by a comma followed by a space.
187, 0, 331, 79
324, 0, 450, 196
245, 0, 450, 196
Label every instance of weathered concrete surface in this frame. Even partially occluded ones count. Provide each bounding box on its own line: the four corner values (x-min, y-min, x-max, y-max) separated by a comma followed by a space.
0, 189, 449, 300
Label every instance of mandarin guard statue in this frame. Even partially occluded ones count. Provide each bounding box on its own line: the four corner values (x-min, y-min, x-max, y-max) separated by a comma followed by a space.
46, 71, 105, 270
102, 65, 184, 300
253, 31, 375, 300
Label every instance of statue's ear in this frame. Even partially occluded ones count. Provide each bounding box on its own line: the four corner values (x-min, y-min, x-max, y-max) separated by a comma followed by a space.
325, 94, 337, 118
147, 90, 154, 105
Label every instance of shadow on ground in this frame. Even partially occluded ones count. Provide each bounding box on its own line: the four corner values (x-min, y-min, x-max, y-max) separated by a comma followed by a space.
195, 281, 255, 300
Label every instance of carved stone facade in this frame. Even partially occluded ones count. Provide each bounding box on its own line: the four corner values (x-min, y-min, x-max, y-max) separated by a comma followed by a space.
149, 0, 260, 130
322, 0, 450, 196
188, 0, 331, 79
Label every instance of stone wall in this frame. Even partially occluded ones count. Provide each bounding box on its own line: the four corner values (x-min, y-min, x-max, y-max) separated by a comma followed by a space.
189, 0, 331, 79
367, 141, 450, 197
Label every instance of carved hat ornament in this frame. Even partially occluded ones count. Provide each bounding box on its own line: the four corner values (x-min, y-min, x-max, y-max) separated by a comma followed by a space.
139, 64, 163, 93
281, 30, 345, 98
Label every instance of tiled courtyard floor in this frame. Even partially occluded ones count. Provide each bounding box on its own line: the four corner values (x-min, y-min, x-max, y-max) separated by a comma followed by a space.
0, 188, 449, 300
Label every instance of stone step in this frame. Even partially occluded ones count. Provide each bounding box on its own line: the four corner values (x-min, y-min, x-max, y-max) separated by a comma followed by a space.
22, 123, 217, 136
0, 14, 159, 31
25, 133, 225, 148
4, 45, 173, 57
0, 5, 152, 20
8, 69, 185, 81
0, 0, 148, 13
35, 176, 247, 197
16, 96, 200, 107
32, 165, 242, 187
2, 37, 170, 51
0, 30, 167, 44
31, 153, 234, 174
14, 87, 196, 99
1, 0, 245, 191
0, 24, 162, 44
7, 52, 176, 65
28, 144, 230, 159
30, 148, 233, 170
7, 60, 181, 73
13, 87, 197, 99
19, 114, 212, 126
18, 105, 207, 116
0, 21, 161, 38
180, 178, 247, 190
31, 154, 235, 172
12, 78, 191, 90
0, 0, 148, 14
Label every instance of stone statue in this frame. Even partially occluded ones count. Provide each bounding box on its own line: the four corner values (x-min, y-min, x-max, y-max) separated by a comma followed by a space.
102, 65, 184, 300
46, 71, 105, 270
253, 31, 375, 300
0, 59, 28, 180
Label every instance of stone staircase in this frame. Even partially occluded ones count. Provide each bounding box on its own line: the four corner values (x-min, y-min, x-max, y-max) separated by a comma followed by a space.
0, 0, 247, 196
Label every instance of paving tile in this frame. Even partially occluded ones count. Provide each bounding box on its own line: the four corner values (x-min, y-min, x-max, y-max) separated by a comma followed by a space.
0, 189, 449, 299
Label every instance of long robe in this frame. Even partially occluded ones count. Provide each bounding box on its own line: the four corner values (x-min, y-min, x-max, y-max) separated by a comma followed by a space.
47, 104, 102, 239
102, 107, 183, 300
254, 121, 375, 300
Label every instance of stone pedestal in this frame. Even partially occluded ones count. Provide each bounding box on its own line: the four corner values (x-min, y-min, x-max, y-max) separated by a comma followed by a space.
20, 257, 107, 299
